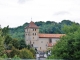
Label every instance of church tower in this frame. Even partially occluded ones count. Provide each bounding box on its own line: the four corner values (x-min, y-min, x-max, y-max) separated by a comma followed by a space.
25, 21, 39, 48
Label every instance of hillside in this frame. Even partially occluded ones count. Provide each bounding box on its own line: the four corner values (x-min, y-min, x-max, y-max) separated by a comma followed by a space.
9, 20, 78, 40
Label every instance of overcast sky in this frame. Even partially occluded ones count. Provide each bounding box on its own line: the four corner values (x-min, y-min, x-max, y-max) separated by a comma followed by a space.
0, 0, 80, 28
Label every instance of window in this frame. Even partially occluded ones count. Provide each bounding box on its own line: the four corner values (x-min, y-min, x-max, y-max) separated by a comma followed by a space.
33, 33, 34, 35
40, 47, 41, 50
33, 42, 34, 44
30, 41, 31, 44
35, 33, 36, 35
41, 41, 43, 43
33, 37, 34, 39
35, 29, 36, 31
33, 29, 34, 31
49, 38, 52, 43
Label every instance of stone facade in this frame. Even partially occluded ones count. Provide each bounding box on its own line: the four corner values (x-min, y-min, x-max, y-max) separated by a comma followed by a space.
25, 21, 64, 51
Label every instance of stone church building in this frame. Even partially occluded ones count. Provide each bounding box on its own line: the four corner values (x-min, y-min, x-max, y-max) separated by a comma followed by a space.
25, 21, 64, 52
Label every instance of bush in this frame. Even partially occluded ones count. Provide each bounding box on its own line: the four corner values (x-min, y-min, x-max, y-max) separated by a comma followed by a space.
19, 48, 34, 59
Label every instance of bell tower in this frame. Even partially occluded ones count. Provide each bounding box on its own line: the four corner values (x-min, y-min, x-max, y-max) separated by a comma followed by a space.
25, 21, 39, 47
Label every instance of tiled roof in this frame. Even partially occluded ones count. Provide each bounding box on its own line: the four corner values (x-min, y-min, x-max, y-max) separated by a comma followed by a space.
48, 43, 53, 47
39, 34, 65, 38
25, 21, 39, 29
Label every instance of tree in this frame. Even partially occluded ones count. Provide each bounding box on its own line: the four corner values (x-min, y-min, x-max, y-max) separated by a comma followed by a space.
2, 26, 9, 36
19, 48, 34, 59
19, 40, 27, 49
48, 23, 80, 60
10, 39, 20, 49
0, 30, 5, 56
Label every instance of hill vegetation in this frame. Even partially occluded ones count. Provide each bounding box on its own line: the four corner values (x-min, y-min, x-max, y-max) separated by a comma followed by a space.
9, 20, 76, 40
0, 20, 80, 59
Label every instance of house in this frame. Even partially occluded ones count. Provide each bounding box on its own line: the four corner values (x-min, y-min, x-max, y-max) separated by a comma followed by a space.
25, 21, 64, 52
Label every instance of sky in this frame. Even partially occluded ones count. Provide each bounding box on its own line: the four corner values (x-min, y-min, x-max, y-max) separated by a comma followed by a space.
0, 0, 80, 28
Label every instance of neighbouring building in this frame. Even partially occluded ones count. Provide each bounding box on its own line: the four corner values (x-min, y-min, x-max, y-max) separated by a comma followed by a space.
25, 21, 65, 52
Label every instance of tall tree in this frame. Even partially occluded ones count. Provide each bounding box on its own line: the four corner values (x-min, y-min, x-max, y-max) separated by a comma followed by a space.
0, 30, 5, 56
48, 23, 80, 60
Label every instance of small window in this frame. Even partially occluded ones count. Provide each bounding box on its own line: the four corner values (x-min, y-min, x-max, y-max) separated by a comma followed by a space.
33, 29, 34, 31
33, 33, 34, 35
49, 38, 52, 43
35, 33, 36, 35
41, 41, 43, 43
40, 47, 41, 50
33, 37, 34, 39
30, 41, 31, 44
35, 29, 36, 31
33, 42, 34, 44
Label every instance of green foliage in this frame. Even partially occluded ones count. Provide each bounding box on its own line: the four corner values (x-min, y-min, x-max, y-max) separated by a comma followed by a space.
19, 40, 27, 49
2, 26, 9, 36
12, 55, 21, 60
9, 47, 20, 58
0, 30, 5, 56
10, 39, 20, 49
8, 47, 35, 59
29, 48, 36, 58
9, 20, 75, 39
1, 54, 8, 58
19, 48, 34, 59
48, 24, 80, 60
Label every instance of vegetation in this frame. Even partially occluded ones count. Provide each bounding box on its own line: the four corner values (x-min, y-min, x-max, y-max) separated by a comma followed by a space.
0, 25, 36, 59
9, 20, 75, 39
0, 20, 80, 59
48, 23, 80, 60
0, 29, 5, 56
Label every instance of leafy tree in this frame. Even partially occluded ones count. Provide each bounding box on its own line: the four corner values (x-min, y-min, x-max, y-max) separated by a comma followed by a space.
19, 48, 34, 59
9, 47, 20, 58
19, 40, 27, 49
2, 26, 9, 36
0, 30, 5, 56
10, 39, 20, 49
48, 23, 80, 60
12, 55, 21, 60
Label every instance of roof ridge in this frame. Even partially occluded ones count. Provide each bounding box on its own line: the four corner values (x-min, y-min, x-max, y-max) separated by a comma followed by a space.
25, 21, 39, 29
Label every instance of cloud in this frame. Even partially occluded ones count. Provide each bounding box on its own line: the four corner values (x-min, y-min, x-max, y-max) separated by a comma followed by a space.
0, 0, 80, 28
54, 11, 70, 16
18, 0, 32, 4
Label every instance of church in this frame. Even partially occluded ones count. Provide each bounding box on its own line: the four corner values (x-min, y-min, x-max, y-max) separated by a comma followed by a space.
25, 21, 64, 52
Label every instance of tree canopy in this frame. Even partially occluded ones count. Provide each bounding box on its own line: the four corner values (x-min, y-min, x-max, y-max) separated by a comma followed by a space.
48, 23, 80, 60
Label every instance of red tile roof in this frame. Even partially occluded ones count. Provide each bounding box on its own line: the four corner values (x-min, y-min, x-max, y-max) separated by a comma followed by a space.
39, 34, 65, 38
25, 21, 39, 29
